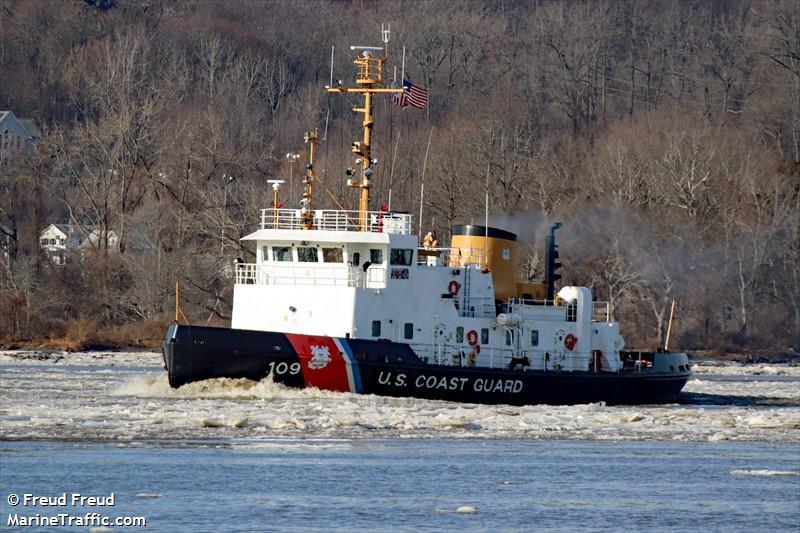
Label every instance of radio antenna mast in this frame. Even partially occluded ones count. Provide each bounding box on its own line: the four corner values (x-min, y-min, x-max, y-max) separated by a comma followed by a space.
326, 25, 405, 231
300, 130, 319, 230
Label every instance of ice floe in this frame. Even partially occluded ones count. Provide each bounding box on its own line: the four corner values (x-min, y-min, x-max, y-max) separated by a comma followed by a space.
1, 351, 798, 443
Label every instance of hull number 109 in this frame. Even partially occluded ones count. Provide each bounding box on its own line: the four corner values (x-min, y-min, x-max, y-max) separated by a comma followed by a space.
268, 361, 302, 375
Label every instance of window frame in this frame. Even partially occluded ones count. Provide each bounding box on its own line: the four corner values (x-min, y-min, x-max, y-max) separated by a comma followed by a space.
322, 247, 344, 263
404, 322, 414, 340
297, 246, 319, 263
390, 248, 414, 266
272, 246, 293, 262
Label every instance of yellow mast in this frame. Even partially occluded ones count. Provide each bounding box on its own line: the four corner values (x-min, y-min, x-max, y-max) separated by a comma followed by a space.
327, 30, 403, 231
301, 130, 318, 230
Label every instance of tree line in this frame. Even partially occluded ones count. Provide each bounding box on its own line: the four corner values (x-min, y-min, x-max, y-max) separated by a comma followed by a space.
0, 0, 798, 353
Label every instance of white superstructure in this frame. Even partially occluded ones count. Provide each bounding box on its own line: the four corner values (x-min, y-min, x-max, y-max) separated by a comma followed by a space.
231, 208, 625, 373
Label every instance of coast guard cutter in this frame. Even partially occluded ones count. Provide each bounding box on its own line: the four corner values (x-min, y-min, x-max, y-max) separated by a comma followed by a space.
162, 29, 691, 405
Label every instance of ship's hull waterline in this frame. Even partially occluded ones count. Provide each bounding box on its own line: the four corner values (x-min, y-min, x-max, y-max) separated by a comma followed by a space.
162, 325, 691, 406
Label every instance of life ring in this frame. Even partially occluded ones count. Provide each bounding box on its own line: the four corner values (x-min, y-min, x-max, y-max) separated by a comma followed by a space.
448, 280, 461, 296
564, 333, 578, 351
466, 329, 479, 346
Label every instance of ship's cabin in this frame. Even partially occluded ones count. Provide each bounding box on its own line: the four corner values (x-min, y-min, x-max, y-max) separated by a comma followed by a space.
235, 208, 421, 289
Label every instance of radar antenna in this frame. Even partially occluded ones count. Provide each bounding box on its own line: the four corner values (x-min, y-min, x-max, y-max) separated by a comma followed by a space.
266, 180, 285, 229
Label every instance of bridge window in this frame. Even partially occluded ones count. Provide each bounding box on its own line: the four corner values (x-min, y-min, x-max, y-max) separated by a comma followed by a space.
372, 320, 381, 337
390, 248, 413, 266
456, 326, 464, 343
404, 322, 414, 339
531, 330, 539, 346
370, 248, 383, 264
322, 247, 343, 263
297, 247, 318, 262
481, 328, 489, 344
273, 246, 292, 262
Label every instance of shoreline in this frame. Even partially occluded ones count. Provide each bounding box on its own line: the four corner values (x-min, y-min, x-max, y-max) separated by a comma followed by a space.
1, 340, 797, 365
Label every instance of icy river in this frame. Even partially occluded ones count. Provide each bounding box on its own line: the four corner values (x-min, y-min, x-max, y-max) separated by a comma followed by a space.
0, 351, 798, 531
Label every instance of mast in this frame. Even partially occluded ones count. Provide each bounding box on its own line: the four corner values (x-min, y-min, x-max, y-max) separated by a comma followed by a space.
327, 26, 404, 231
300, 130, 318, 230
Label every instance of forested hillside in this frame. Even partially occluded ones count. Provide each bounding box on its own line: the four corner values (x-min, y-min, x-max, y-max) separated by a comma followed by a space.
1, 0, 798, 353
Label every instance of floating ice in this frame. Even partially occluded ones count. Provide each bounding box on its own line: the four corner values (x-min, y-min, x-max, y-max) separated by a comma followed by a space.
730, 470, 800, 477
456, 506, 477, 513
692, 362, 800, 376
1, 351, 798, 442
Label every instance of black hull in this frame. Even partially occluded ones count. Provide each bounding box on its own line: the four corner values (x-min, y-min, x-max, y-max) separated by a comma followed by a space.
162, 325, 691, 406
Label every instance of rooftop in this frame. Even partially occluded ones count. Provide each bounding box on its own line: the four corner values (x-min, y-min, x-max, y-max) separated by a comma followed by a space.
258, 208, 412, 235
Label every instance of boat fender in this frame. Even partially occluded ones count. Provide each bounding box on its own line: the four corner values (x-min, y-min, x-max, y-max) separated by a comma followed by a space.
466, 329, 479, 346
448, 280, 461, 296
564, 333, 578, 351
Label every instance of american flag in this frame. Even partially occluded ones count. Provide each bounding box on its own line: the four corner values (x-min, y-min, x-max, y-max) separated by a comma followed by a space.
392, 80, 428, 109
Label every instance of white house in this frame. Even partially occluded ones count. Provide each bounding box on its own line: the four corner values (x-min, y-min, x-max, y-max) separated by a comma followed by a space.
0, 111, 40, 159
39, 223, 118, 265
81, 228, 119, 252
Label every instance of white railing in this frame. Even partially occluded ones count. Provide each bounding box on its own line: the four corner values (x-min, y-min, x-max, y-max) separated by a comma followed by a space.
508, 297, 558, 310
505, 298, 613, 323
259, 208, 412, 234
235, 263, 387, 289
592, 301, 612, 322
417, 247, 487, 267
411, 344, 603, 372
506, 298, 568, 321
456, 297, 496, 318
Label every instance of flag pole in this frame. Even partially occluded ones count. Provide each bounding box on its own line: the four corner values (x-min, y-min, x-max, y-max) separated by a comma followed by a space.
401, 46, 405, 82
664, 299, 677, 351
418, 126, 434, 238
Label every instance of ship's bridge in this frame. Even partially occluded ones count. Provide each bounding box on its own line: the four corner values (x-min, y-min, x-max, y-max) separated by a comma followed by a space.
236, 208, 416, 290
235, 208, 486, 290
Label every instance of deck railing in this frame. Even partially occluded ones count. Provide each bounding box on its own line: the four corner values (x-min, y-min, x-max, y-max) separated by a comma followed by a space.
259, 208, 412, 234
417, 246, 487, 267
506, 298, 612, 323
411, 344, 617, 372
235, 263, 386, 289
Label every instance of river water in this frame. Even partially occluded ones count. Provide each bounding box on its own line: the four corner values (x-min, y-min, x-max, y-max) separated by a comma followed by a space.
0, 351, 798, 531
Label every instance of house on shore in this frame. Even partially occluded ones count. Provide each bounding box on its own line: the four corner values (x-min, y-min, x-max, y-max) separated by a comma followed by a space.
1, 111, 40, 166
39, 223, 118, 265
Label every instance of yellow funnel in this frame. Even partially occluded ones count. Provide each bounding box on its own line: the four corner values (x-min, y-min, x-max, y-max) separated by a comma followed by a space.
449, 225, 517, 300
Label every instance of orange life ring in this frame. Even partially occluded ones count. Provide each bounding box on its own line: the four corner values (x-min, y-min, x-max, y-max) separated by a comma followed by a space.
564, 333, 578, 351
466, 329, 479, 346
448, 280, 461, 296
